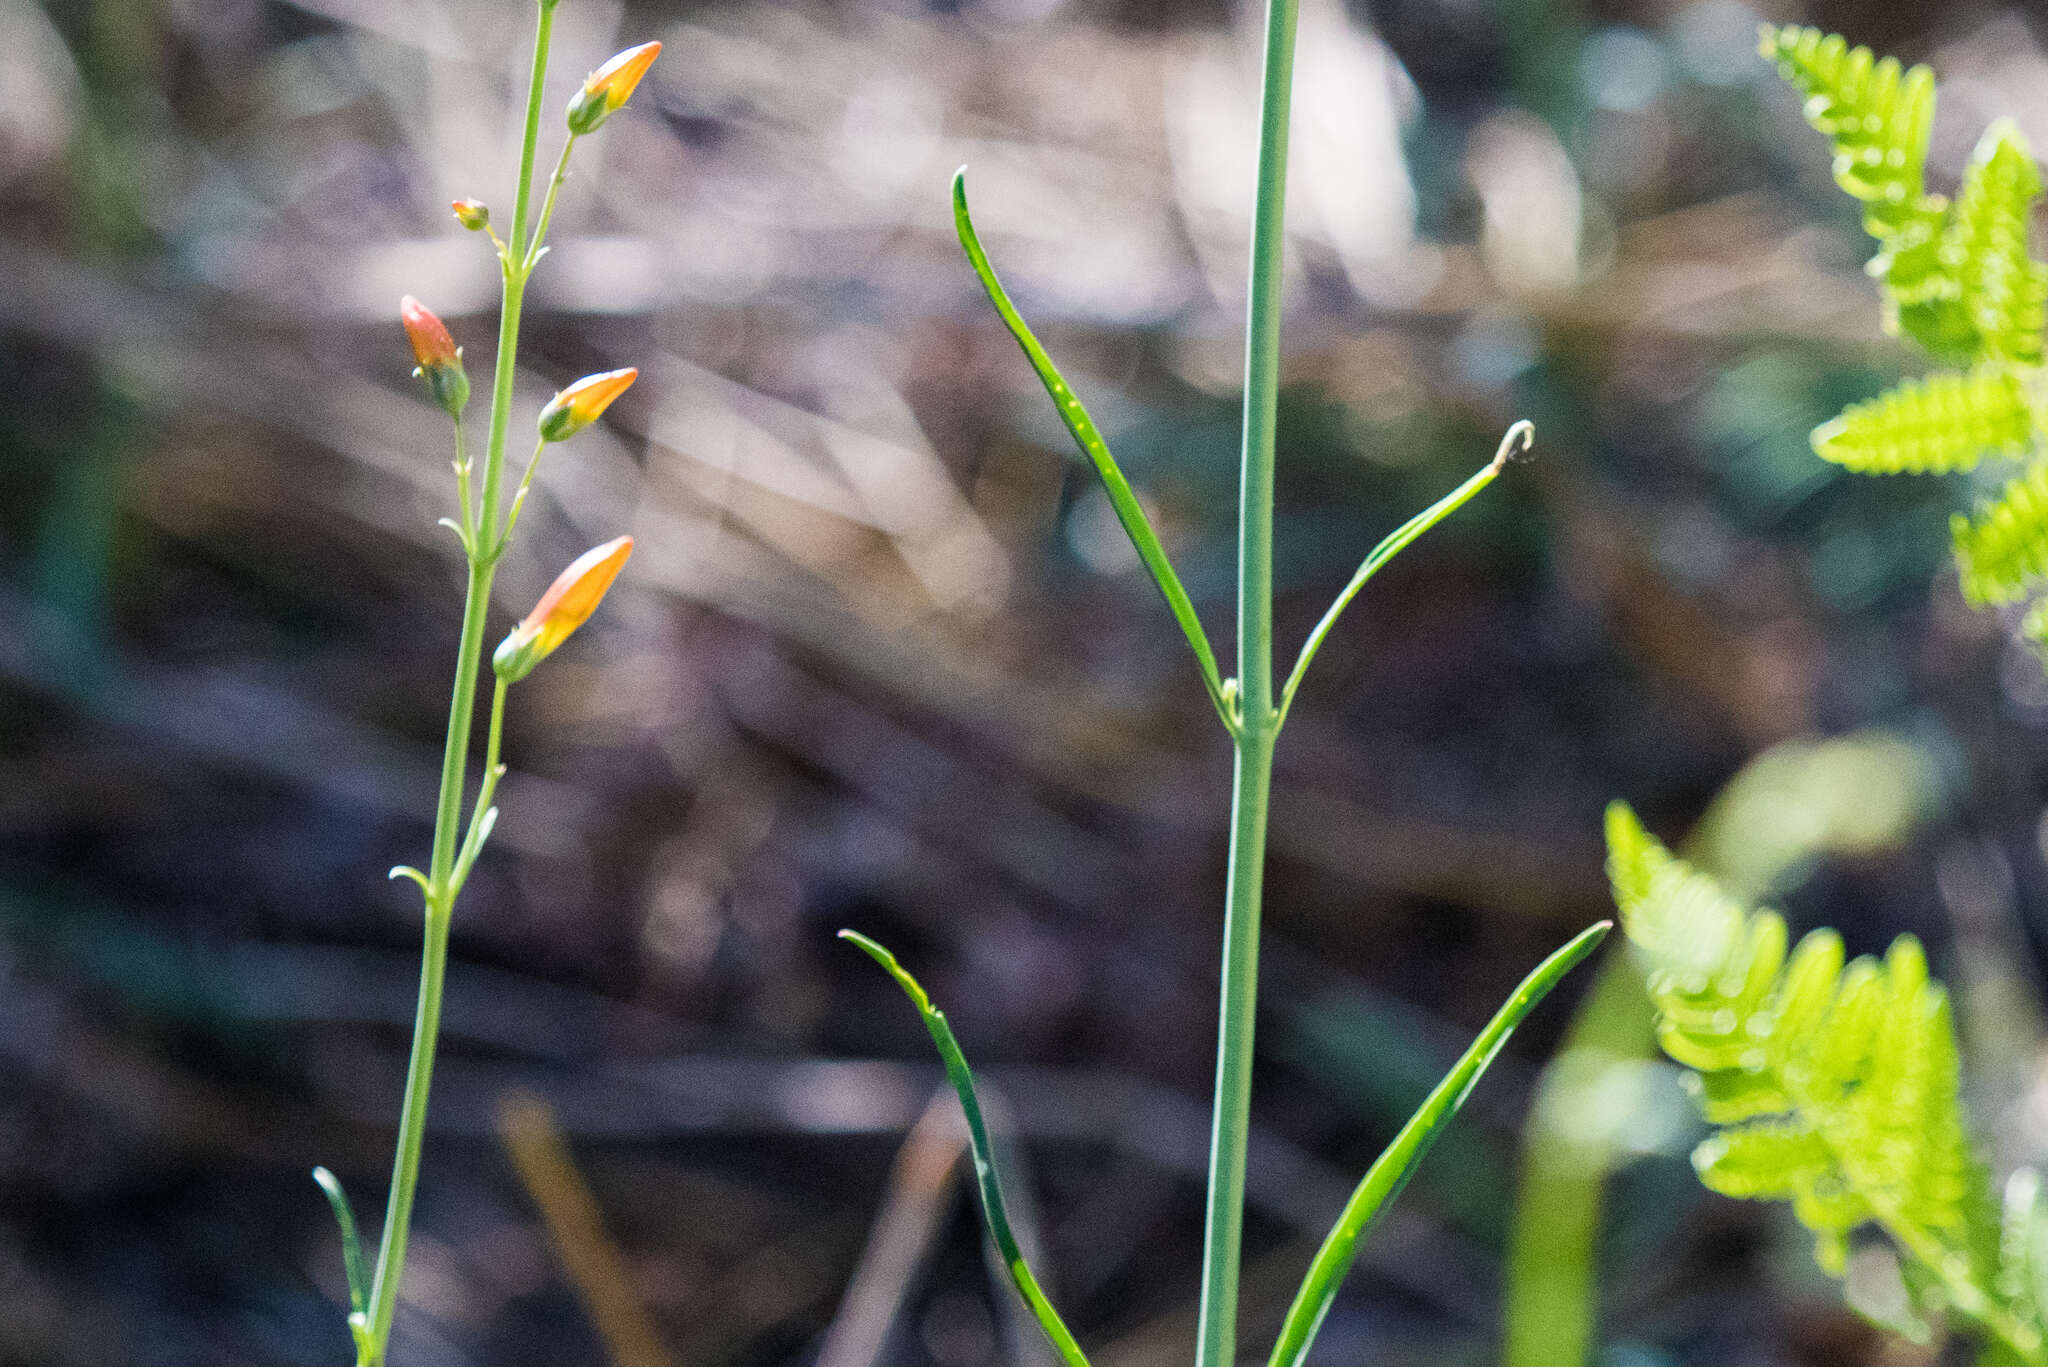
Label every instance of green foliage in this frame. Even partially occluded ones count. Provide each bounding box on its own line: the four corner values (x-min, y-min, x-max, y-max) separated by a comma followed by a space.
1762, 25, 1960, 356
1948, 125, 2048, 365
839, 931, 1093, 1367
1265, 922, 1610, 1367
1956, 464, 2048, 604
1606, 803, 2047, 1360
1813, 368, 2031, 474
1766, 26, 2048, 628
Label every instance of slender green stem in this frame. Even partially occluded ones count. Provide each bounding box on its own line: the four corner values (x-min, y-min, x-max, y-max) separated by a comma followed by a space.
525, 136, 577, 275
498, 439, 550, 559
1197, 3, 1299, 1359
1199, 732, 1275, 1367
452, 679, 509, 888
356, 6, 555, 1361
359, 895, 452, 1364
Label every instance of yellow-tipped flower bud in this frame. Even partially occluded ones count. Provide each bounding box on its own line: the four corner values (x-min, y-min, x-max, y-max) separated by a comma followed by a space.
451, 198, 490, 231
565, 41, 661, 135
537, 367, 637, 443
401, 295, 469, 417
493, 535, 635, 682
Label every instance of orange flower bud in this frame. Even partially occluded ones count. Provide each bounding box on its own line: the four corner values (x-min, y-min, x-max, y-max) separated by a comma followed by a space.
537, 367, 637, 443
566, 41, 661, 135
493, 535, 635, 682
401, 295, 469, 417
451, 198, 490, 231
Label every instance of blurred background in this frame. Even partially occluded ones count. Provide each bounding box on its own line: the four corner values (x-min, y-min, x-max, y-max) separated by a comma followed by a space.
6, 0, 2048, 1363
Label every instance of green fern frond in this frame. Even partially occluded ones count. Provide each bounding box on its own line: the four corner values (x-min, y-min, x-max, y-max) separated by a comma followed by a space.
1760, 25, 1940, 237
1946, 122, 2048, 365
1761, 25, 1974, 358
1813, 367, 2033, 473
1604, 803, 2044, 1357
1954, 463, 2048, 604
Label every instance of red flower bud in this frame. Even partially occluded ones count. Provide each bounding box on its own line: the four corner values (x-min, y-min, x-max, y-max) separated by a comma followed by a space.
401, 296, 469, 417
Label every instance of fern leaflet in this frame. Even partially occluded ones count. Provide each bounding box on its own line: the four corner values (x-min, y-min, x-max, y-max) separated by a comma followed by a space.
1813, 367, 2032, 474
1768, 27, 2048, 637
1948, 122, 2048, 366
1954, 463, 2048, 605
1761, 25, 1968, 358
1606, 803, 2044, 1360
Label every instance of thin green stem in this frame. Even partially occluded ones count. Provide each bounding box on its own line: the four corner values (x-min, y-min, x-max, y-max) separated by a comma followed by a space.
359, 895, 452, 1364
1199, 732, 1275, 1367
524, 136, 577, 274
356, 5, 555, 1361
452, 678, 509, 889
1196, 1, 1297, 1363
498, 439, 550, 559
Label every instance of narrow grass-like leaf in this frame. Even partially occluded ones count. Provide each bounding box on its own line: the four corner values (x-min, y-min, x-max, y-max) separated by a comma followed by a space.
1266, 919, 1611, 1367
952, 169, 1233, 731
1277, 422, 1529, 723
839, 930, 1092, 1367
313, 1165, 370, 1318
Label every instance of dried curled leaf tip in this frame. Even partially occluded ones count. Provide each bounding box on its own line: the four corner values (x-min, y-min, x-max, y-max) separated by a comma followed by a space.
493, 535, 635, 682
1494, 419, 1535, 469
400, 295, 469, 417
538, 367, 637, 442
566, 41, 661, 134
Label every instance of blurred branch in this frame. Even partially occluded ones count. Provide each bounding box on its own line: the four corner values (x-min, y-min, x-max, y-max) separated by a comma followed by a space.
498, 1089, 677, 1367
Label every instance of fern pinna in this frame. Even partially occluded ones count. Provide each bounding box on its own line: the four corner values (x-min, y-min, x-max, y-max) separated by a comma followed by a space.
1606, 802, 2048, 1361
1765, 26, 2048, 640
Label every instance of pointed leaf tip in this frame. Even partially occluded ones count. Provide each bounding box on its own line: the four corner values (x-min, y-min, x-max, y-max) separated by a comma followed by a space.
839, 930, 933, 1012
388, 865, 431, 893
312, 1166, 369, 1317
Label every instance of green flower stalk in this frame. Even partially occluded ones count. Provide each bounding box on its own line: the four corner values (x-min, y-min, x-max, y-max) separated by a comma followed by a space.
313, 5, 657, 1363
843, 3, 1605, 1365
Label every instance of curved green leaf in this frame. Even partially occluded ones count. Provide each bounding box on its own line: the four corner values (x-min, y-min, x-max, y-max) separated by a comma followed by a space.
313, 1165, 370, 1318
1277, 422, 1528, 722
1761, 24, 1969, 358
1266, 920, 1611, 1367
1948, 121, 2048, 366
951, 169, 1233, 731
840, 930, 1092, 1367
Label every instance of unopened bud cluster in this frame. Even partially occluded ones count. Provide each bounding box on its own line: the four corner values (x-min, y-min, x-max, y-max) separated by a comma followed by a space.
397, 37, 661, 687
